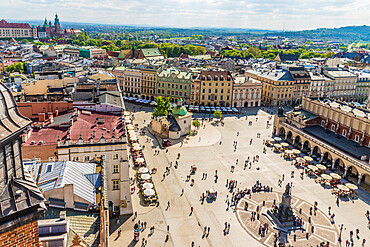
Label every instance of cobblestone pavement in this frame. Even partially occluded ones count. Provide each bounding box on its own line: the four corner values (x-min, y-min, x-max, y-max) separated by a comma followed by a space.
110, 105, 369, 247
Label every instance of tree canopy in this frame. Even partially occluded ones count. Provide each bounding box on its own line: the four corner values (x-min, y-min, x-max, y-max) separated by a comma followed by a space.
153, 96, 171, 116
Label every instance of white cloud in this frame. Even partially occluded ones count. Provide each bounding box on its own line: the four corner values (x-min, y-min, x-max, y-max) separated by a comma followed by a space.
0, 0, 368, 30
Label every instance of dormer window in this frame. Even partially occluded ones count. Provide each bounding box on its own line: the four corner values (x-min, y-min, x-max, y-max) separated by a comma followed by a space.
207, 75, 211, 81
214, 75, 218, 81
220, 76, 224, 81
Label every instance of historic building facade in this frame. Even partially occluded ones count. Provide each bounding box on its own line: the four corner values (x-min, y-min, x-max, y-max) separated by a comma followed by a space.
140, 67, 158, 101
0, 19, 36, 38
157, 67, 192, 103
273, 97, 370, 189
199, 70, 233, 106
233, 77, 262, 108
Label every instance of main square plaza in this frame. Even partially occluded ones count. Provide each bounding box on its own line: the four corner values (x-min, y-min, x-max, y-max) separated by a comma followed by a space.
110, 105, 369, 247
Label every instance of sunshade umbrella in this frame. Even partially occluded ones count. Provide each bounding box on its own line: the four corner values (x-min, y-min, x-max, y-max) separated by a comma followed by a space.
281, 143, 289, 147
296, 157, 305, 163
143, 189, 155, 196
330, 173, 341, 180
321, 174, 332, 180
337, 184, 350, 192
345, 183, 358, 190
127, 125, 134, 130
274, 143, 282, 148
304, 156, 313, 162
136, 158, 145, 163
124, 112, 130, 116
308, 165, 318, 171
141, 174, 151, 180
292, 149, 301, 155
316, 164, 326, 170
125, 119, 131, 124
138, 167, 149, 174
285, 150, 293, 154
274, 137, 282, 142
266, 138, 275, 143
130, 136, 138, 141
132, 143, 141, 147
143, 183, 153, 189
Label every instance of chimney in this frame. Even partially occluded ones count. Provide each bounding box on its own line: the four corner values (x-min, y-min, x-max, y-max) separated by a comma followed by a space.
38, 113, 45, 122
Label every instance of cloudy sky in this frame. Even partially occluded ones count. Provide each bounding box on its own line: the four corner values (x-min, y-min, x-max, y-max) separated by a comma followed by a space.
1, 0, 369, 30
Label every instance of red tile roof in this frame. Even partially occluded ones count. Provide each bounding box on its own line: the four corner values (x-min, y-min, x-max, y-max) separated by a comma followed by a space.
0, 19, 32, 29
70, 111, 124, 142
23, 110, 124, 147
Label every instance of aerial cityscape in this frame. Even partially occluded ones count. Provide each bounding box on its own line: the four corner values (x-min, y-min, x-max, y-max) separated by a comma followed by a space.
0, 2, 369, 247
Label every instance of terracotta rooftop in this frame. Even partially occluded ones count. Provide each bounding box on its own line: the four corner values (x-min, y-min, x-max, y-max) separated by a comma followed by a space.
24, 110, 124, 147
0, 19, 32, 29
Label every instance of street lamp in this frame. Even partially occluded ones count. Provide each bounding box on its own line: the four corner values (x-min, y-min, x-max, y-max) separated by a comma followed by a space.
338, 224, 344, 243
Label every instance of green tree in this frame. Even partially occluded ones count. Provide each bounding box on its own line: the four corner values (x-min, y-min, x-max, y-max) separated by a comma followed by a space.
213, 110, 222, 120
153, 96, 171, 116
192, 120, 200, 128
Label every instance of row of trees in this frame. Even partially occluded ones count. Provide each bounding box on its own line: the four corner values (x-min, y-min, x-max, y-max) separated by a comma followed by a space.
221, 47, 335, 59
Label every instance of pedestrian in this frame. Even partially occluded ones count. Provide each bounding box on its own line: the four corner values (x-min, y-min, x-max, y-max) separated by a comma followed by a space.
207, 226, 210, 233
190, 207, 194, 213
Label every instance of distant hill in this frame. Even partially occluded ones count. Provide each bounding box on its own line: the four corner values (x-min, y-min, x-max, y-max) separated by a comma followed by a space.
270, 25, 370, 41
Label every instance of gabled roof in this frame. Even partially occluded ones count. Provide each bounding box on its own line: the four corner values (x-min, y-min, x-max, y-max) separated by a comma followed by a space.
34, 161, 98, 204
275, 53, 299, 62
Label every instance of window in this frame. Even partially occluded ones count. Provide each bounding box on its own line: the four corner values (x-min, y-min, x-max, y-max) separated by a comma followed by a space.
85, 156, 90, 161
113, 180, 120, 190
321, 120, 325, 127
209, 89, 211, 93
354, 135, 359, 142
342, 129, 347, 137
331, 125, 335, 131
113, 153, 119, 160
113, 164, 119, 173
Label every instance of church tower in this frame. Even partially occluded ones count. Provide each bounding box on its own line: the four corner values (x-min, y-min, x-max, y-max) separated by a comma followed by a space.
54, 13, 60, 33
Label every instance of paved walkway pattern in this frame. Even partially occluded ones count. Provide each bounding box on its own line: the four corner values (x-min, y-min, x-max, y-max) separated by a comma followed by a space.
236, 192, 339, 247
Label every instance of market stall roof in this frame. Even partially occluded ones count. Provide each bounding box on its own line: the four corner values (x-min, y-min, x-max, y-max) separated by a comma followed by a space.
274, 143, 282, 148
285, 150, 293, 154
281, 143, 289, 147
266, 138, 275, 143
292, 149, 301, 155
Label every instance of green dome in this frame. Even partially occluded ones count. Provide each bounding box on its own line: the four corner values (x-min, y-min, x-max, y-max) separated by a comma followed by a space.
172, 106, 187, 116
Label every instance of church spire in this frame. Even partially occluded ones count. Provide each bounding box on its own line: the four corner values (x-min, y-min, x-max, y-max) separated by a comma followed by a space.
54, 13, 60, 25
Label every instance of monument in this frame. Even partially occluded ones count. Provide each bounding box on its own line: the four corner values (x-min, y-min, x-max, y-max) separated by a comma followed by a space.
267, 183, 298, 227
